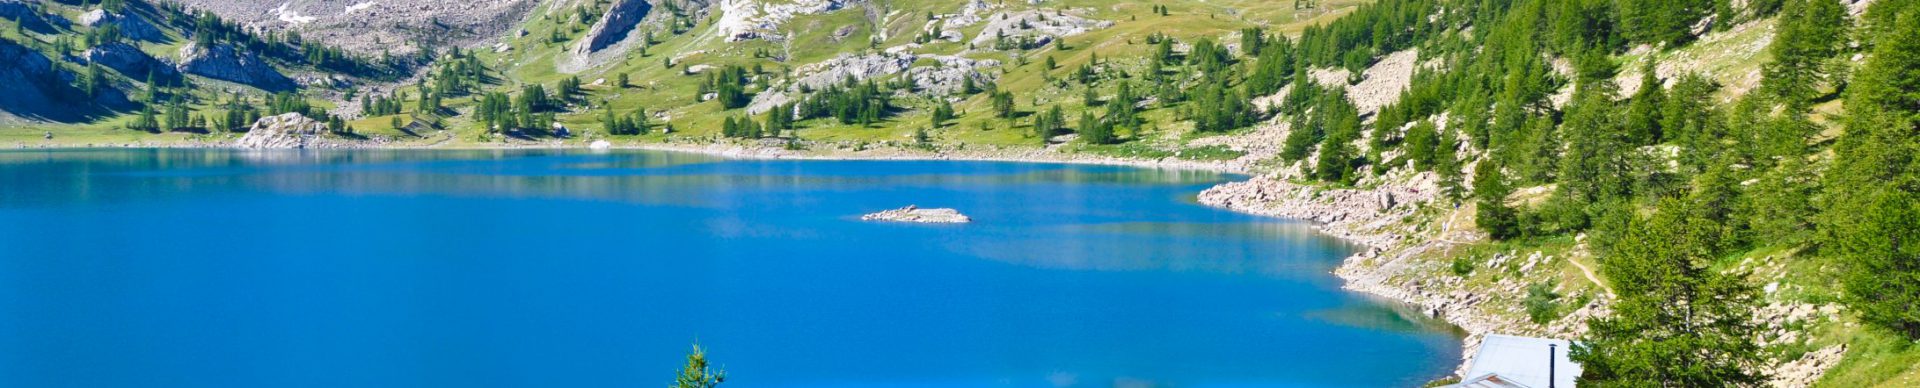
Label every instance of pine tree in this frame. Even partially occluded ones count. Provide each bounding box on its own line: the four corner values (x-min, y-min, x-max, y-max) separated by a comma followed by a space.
1079, 110, 1114, 144
1404, 120, 1439, 170
1762, 0, 1848, 109
1475, 161, 1521, 240
1574, 199, 1769, 387
1825, 7, 1920, 339
1624, 59, 1667, 145
672, 344, 725, 388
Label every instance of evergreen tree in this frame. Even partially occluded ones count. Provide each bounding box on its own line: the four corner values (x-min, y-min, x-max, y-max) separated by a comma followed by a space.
1624, 59, 1667, 145
1404, 120, 1439, 170
1574, 199, 1769, 387
990, 90, 1016, 119
1825, 7, 1920, 339
930, 100, 955, 127
1762, 0, 1848, 109
1475, 161, 1521, 240
672, 344, 725, 388
1079, 110, 1115, 144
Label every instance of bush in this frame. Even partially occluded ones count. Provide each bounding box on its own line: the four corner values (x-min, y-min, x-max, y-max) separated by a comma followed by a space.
1524, 281, 1563, 324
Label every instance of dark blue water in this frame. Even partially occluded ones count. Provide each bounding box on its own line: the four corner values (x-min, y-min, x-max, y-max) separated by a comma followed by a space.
0, 149, 1458, 387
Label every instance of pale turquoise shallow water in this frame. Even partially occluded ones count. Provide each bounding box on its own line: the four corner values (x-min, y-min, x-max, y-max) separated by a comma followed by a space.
0, 149, 1459, 387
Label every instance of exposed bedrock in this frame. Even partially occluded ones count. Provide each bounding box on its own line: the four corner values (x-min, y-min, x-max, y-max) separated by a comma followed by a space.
176, 42, 296, 92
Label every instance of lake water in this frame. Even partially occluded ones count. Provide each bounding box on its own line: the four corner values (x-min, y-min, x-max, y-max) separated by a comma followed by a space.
0, 149, 1459, 387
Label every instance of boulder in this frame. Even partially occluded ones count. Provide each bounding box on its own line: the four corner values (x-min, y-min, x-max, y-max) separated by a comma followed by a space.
84, 42, 176, 81
176, 42, 296, 92
78, 9, 164, 42
236, 113, 353, 149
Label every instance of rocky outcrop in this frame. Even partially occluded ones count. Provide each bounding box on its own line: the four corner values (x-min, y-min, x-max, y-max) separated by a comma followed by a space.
713, 0, 852, 42
0, 0, 66, 33
235, 113, 355, 149
580, 0, 654, 53
176, 42, 296, 91
861, 205, 971, 223
167, 0, 540, 54
78, 9, 164, 42
0, 38, 128, 122
747, 51, 998, 113
969, 10, 1112, 48
85, 42, 176, 81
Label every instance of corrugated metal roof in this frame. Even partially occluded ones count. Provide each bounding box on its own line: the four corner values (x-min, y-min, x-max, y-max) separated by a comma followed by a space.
1462, 334, 1581, 388
1447, 373, 1532, 388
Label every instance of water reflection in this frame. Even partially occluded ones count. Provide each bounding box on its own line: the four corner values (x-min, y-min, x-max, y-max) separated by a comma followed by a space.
958, 222, 1361, 279
1305, 299, 1468, 337
0, 149, 1230, 211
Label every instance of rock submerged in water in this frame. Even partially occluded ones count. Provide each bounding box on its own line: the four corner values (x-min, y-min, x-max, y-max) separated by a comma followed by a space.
861, 205, 971, 224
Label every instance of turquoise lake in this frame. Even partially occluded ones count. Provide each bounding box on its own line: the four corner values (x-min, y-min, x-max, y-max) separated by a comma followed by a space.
0, 149, 1459, 387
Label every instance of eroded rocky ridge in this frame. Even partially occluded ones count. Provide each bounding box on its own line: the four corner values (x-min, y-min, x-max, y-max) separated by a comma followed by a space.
0, 38, 129, 122
176, 42, 296, 91
747, 50, 998, 114
165, 0, 541, 54
79, 9, 165, 42
86, 42, 178, 82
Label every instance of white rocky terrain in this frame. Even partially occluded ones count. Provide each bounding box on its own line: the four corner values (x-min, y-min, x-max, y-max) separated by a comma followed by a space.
860, 205, 971, 223
236, 113, 358, 149
747, 50, 999, 113
165, 0, 542, 53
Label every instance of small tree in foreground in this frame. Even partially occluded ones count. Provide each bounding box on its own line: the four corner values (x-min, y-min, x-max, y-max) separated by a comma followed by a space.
672, 344, 725, 388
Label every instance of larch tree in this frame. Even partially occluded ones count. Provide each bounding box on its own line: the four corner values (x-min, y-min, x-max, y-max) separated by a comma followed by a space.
1825, 7, 1920, 339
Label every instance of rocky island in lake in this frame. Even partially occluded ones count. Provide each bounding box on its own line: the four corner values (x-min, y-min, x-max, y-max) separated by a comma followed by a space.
860, 205, 971, 224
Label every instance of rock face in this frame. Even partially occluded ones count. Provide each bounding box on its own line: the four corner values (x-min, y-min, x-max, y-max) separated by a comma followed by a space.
166, 0, 541, 54
176, 43, 296, 91
747, 51, 998, 113
78, 9, 164, 42
713, 0, 851, 42
236, 113, 353, 149
861, 205, 971, 223
0, 0, 66, 33
0, 38, 128, 122
580, 0, 655, 53
85, 42, 177, 81
968, 10, 1112, 48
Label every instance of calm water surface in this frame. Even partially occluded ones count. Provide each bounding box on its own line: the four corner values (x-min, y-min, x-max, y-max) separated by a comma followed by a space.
0, 149, 1458, 387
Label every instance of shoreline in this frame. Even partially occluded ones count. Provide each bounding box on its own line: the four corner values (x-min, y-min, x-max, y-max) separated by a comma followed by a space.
11, 139, 1491, 379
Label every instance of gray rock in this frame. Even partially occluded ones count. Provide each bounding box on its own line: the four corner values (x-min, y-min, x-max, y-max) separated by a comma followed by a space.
579, 0, 654, 53
861, 205, 972, 224
85, 42, 177, 81
236, 113, 357, 149
0, 38, 129, 121
166, 0, 540, 55
969, 10, 1112, 48
747, 52, 998, 114
176, 42, 296, 92
0, 0, 66, 33
78, 9, 164, 42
